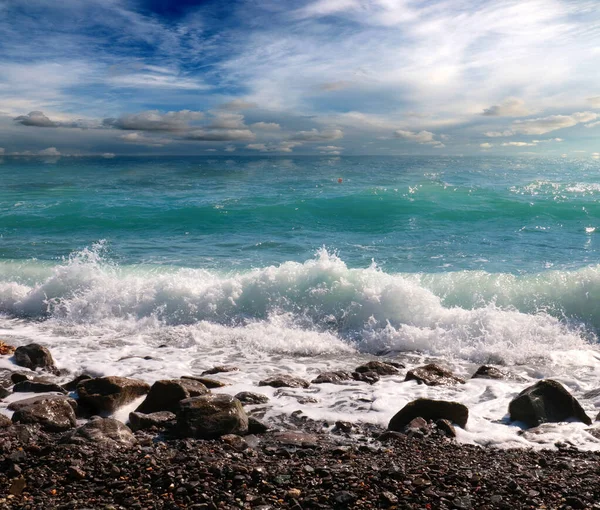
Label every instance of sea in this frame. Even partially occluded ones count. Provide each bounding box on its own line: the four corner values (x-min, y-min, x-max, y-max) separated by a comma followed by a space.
2, 154, 600, 449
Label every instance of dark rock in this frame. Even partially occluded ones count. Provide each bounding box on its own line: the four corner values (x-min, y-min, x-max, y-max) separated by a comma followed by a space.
333, 491, 357, 506
0, 386, 9, 399
380, 490, 398, 506
352, 371, 380, 384
406, 416, 428, 431
201, 365, 239, 376
509, 379, 591, 427
14, 343, 59, 374
0, 414, 12, 427
258, 374, 310, 389
77, 376, 151, 414
135, 378, 209, 414
311, 371, 352, 384
220, 434, 248, 450
388, 398, 469, 430
62, 374, 92, 392
177, 394, 248, 439
128, 411, 176, 432
10, 373, 29, 384
181, 375, 227, 388
11, 396, 76, 432
13, 380, 68, 394
405, 363, 465, 386
354, 360, 401, 376
435, 418, 457, 438
8, 394, 77, 412
335, 421, 353, 433
471, 365, 506, 380
565, 497, 586, 509
248, 416, 269, 434
68, 417, 136, 446
235, 391, 270, 405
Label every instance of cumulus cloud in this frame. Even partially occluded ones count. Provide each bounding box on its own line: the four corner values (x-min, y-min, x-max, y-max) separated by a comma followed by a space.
218, 99, 257, 110
480, 143, 493, 148
484, 130, 515, 137
585, 121, 600, 128
588, 97, 600, 108
14, 111, 57, 127
104, 110, 204, 131
291, 128, 343, 141
119, 132, 172, 147
482, 98, 533, 117
224, 145, 236, 152
186, 129, 256, 141
207, 112, 247, 130
512, 112, 598, 135
246, 141, 303, 153
394, 130, 435, 143
502, 142, 536, 147
38, 147, 61, 156
250, 122, 281, 131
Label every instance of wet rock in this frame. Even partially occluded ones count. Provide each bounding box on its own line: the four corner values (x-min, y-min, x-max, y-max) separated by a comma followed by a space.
13, 380, 68, 394
177, 394, 248, 439
333, 490, 357, 506
0, 414, 12, 427
181, 375, 227, 388
68, 417, 137, 446
388, 398, 469, 430
220, 434, 248, 451
10, 373, 29, 384
11, 396, 76, 432
77, 376, 151, 414
272, 431, 320, 447
354, 360, 402, 376
201, 365, 239, 376
0, 341, 16, 355
471, 365, 506, 380
62, 374, 92, 392
352, 371, 380, 384
405, 363, 465, 386
258, 374, 310, 389
406, 416, 428, 431
235, 391, 270, 405
8, 394, 77, 412
435, 418, 457, 438
311, 371, 352, 384
509, 379, 591, 427
0, 386, 10, 399
135, 378, 209, 414
14, 343, 59, 374
128, 411, 176, 432
248, 416, 269, 434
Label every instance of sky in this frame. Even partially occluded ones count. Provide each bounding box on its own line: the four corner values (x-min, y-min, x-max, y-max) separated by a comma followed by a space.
0, 0, 599, 157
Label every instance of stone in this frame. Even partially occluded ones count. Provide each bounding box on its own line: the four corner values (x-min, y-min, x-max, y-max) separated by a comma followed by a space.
128, 411, 176, 432
471, 365, 506, 380
258, 374, 310, 389
10, 373, 29, 384
221, 434, 248, 451
354, 361, 402, 376
388, 398, 469, 430
77, 376, 150, 414
405, 363, 465, 386
435, 418, 457, 438
68, 417, 137, 446
0, 386, 10, 399
508, 379, 591, 427
8, 394, 77, 412
62, 374, 92, 392
14, 343, 59, 374
11, 396, 76, 432
13, 380, 68, 394
311, 371, 352, 384
177, 394, 248, 439
248, 416, 269, 434
352, 371, 380, 384
135, 378, 208, 414
0, 414, 12, 427
235, 391, 270, 405
181, 375, 227, 388
0, 341, 16, 355
201, 365, 239, 376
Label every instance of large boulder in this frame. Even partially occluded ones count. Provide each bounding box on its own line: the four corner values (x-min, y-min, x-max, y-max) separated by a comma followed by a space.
8, 394, 77, 412
177, 394, 248, 439
135, 378, 209, 414
77, 376, 150, 414
11, 396, 76, 432
68, 417, 136, 446
13, 380, 67, 394
405, 364, 465, 386
508, 379, 591, 428
311, 371, 353, 384
14, 343, 59, 374
388, 398, 469, 430
355, 361, 403, 376
258, 375, 310, 389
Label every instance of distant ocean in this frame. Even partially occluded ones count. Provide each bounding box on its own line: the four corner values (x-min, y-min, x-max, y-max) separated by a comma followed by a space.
2, 155, 600, 449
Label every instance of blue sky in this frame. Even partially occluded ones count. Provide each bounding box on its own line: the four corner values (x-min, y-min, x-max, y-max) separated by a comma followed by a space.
0, 0, 599, 157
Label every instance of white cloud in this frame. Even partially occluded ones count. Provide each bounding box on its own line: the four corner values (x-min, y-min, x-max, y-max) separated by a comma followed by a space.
38, 147, 61, 156
394, 130, 434, 143
531, 138, 563, 143
186, 129, 256, 141
588, 97, 600, 108
592, 152, 599, 159
104, 110, 204, 131
119, 132, 172, 147
291, 128, 343, 141
585, 121, 600, 128
246, 141, 303, 153
224, 145, 236, 152
502, 142, 537, 147
512, 112, 598, 135
482, 98, 534, 117
484, 130, 515, 137
480, 142, 493, 148
250, 122, 281, 131
107, 69, 207, 90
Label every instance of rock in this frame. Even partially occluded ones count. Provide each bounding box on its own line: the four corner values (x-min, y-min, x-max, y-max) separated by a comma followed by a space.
135, 378, 209, 414
11, 396, 76, 432
311, 371, 352, 384
62, 374, 92, 392
248, 416, 269, 434
471, 365, 506, 380
333, 491, 357, 506
177, 394, 248, 439
0, 341, 16, 355
354, 361, 402, 376
406, 416, 428, 431
10, 373, 29, 384
352, 371, 380, 384
128, 411, 176, 432
77, 376, 151, 414
508, 379, 591, 427
221, 434, 248, 451
235, 391, 270, 405
8, 394, 77, 412
68, 417, 137, 446
0, 414, 12, 427
435, 418, 457, 438
181, 375, 227, 388
0, 386, 10, 399
388, 398, 469, 430
258, 374, 310, 389
13, 380, 68, 394
14, 343, 59, 374
405, 363, 465, 386
201, 365, 239, 376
